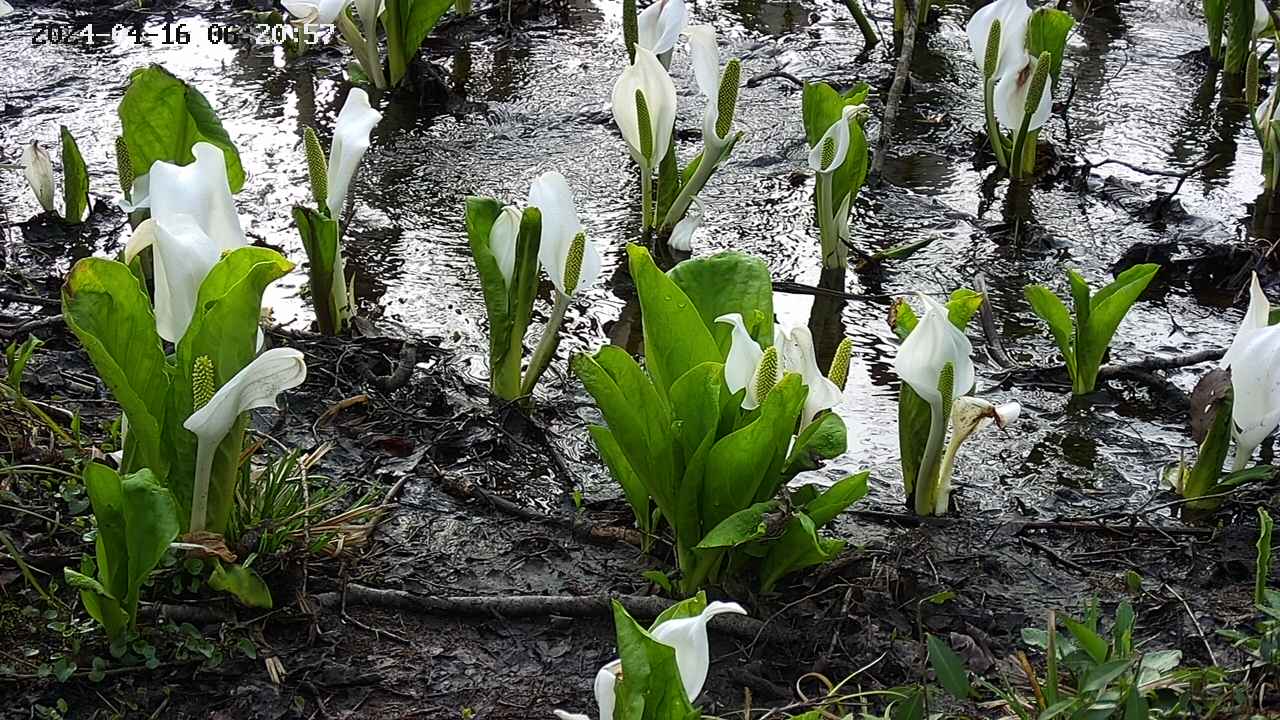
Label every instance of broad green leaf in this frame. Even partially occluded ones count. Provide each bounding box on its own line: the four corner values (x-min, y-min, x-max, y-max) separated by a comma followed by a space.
1067, 270, 1091, 331
60, 126, 89, 224
629, 244, 721, 397
62, 258, 171, 477
1025, 8, 1075, 84
83, 462, 129, 602
927, 634, 971, 699
1111, 601, 1134, 657
668, 251, 774, 349
120, 469, 181, 618
464, 198, 541, 399
64, 568, 128, 641
801, 82, 871, 242
611, 600, 700, 720
1205, 0, 1225, 58
1225, 0, 1256, 73
668, 362, 724, 466
209, 562, 273, 608
697, 502, 775, 549
1077, 264, 1158, 393
783, 412, 848, 478
1123, 686, 1149, 720
400, 0, 456, 70
1024, 284, 1076, 378
171, 247, 293, 530
892, 289, 985, 339
1062, 615, 1109, 664
1184, 391, 1233, 505
650, 592, 707, 629
118, 64, 244, 191
757, 513, 843, 591
898, 383, 932, 498
589, 425, 651, 537
801, 471, 869, 527
1080, 658, 1133, 693
293, 206, 345, 335
700, 375, 804, 530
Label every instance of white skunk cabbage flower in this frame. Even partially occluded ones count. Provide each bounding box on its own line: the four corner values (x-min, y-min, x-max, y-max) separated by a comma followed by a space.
489, 205, 523, 287
282, 0, 349, 24
148, 142, 246, 253
893, 295, 976, 408
552, 601, 746, 720
326, 88, 382, 218
686, 25, 739, 154
1257, 0, 1272, 35
124, 216, 222, 343
528, 171, 602, 296
933, 396, 1021, 516
612, 47, 677, 172
716, 315, 842, 424
965, 0, 1032, 80
1222, 273, 1280, 469
669, 196, 703, 252
184, 347, 307, 532
637, 0, 687, 56
0, 1, 13, 17
22, 141, 56, 213
993, 52, 1052, 132
807, 105, 862, 174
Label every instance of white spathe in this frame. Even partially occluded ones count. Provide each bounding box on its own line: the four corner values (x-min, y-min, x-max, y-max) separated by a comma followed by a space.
636, 0, 687, 56
783, 326, 844, 427
934, 396, 1021, 515
893, 295, 976, 407
965, 0, 1032, 78
124, 216, 223, 344
807, 105, 861, 174
282, 0, 349, 24
551, 601, 746, 720
686, 25, 734, 149
992, 52, 1052, 132
1257, 0, 1272, 35
22, 141, 56, 214
611, 47, 677, 172
149, 142, 247, 253
184, 347, 308, 531
0, 1, 13, 17
669, 196, 704, 252
326, 88, 382, 218
717, 313, 781, 410
527, 171, 602, 296
1222, 273, 1280, 468
489, 205, 523, 287
715, 315, 842, 424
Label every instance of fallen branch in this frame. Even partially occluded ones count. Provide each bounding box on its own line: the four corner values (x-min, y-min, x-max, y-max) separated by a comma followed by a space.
745, 70, 805, 88
868, 0, 918, 186
1005, 348, 1223, 384
1082, 154, 1220, 217
312, 584, 785, 644
974, 274, 1019, 369
772, 281, 894, 302
844, 509, 1215, 537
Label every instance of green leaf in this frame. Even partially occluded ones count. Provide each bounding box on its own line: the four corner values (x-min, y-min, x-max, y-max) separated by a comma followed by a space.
1205, 0, 1225, 57
120, 469, 181, 618
1258, 507, 1274, 606
1225, 0, 1256, 73
892, 289, 985, 339
1024, 284, 1077, 379
801, 81, 871, 210
757, 513, 844, 591
1080, 658, 1133, 693
700, 375, 804, 530
1025, 8, 1075, 85
1076, 264, 1159, 393
657, 136, 681, 225
1184, 391, 1233, 505
611, 600, 700, 720
589, 425, 651, 538
783, 412, 848, 478
209, 562, 273, 608
464, 198, 541, 399
629, 244, 722, 398
1062, 615, 1109, 664
118, 64, 244, 192
649, 592, 707, 629
171, 247, 293, 531
62, 259, 171, 477
927, 633, 971, 699
898, 383, 932, 499
64, 568, 128, 641
59, 126, 89, 224
801, 471, 869, 527
384, 0, 456, 85
293, 206, 346, 335
668, 251, 775, 350
83, 463, 130, 603
697, 502, 775, 549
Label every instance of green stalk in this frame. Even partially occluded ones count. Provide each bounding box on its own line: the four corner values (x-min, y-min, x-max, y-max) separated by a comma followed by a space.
843, 0, 879, 48
455, 0, 472, 14
520, 291, 571, 397
1009, 52, 1052, 180
984, 80, 1008, 169
912, 400, 948, 516
384, 0, 407, 87
640, 167, 654, 230
893, 0, 906, 33
916, 0, 930, 26
816, 172, 842, 269
680, 549, 722, 594
659, 143, 722, 229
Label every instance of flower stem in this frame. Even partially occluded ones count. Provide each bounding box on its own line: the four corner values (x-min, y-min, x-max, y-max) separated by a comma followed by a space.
1232, 439, 1258, 472
659, 143, 722, 230
640, 166, 654, 231
520, 291, 571, 397
816, 173, 841, 269
984, 79, 1007, 169
913, 401, 948, 516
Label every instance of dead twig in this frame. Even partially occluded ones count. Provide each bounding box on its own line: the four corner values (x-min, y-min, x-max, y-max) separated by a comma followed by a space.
868, 0, 918, 186
1082, 154, 1220, 216
975, 274, 1019, 369
746, 70, 805, 88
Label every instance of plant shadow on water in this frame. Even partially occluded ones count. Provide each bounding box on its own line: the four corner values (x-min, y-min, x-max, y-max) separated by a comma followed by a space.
1, 0, 1278, 716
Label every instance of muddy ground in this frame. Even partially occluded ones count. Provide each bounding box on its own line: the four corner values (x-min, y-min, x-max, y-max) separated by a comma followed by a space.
3, 0, 1280, 717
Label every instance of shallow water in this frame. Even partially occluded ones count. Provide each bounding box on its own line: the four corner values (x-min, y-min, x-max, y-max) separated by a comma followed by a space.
2, 0, 1271, 517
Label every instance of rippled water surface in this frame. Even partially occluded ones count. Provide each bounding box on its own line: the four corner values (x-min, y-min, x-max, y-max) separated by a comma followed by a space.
2, 0, 1271, 516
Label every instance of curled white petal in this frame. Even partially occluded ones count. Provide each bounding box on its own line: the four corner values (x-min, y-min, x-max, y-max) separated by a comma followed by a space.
668, 197, 703, 252
490, 205, 522, 287
965, 0, 1032, 77
636, 0, 687, 55
184, 348, 308, 531
327, 88, 382, 218
125, 216, 223, 343
1230, 324, 1280, 463
528, 171, 601, 295
611, 47, 677, 171
807, 105, 857, 173
893, 294, 976, 407
148, 142, 246, 254
686, 25, 720, 97
715, 313, 764, 405
22, 141, 56, 213
650, 601, 746, 700
787, 326, 844, 427
283, 0, 349, 24
0, 1, 13, 17
1222, 272, 1272, 370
